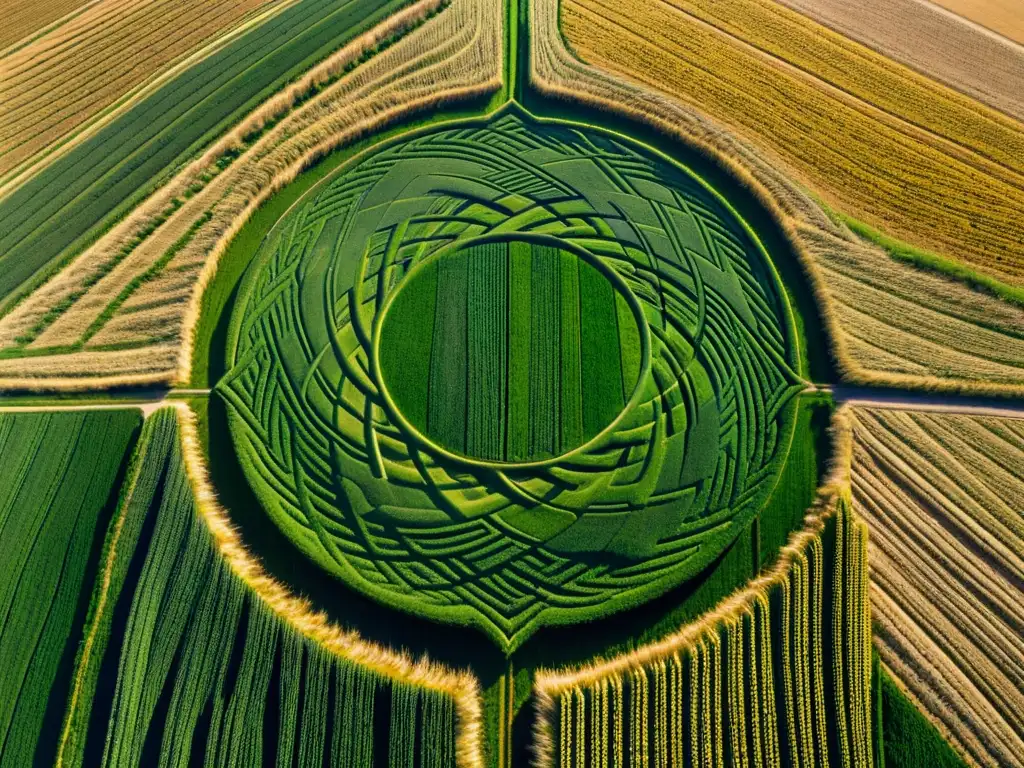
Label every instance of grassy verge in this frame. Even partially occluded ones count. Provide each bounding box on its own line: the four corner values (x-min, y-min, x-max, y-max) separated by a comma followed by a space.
831, 209, 1024, 310
0, 0, 413, 313
880, 666, 969, 768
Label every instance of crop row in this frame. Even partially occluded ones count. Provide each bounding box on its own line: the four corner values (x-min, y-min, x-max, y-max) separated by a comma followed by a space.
0, 0, 272, 180
382, 239, 640, 462
561, 0, 1024, 285
221, 108, 802, 647
0, 0, 411, 308
535, 494, 874, 768
58, 406, 477, 767
0, 409, 139, 767
528, 0, 1024, 397
851, 407, 1024, 768
0, 0, 503, 391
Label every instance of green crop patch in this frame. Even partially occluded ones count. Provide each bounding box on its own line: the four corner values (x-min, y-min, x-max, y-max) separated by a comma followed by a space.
220, 106, 803, 651
379, 238, 641, 462
61, 409, 458, 768
0, 410, 139, 767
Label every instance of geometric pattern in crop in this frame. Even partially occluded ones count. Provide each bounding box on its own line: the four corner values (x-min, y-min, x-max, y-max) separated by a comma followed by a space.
220, 107, 803, 651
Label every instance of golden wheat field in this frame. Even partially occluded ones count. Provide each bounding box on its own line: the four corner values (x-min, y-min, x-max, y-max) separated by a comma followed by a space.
774, 0, 1024, 121
0, 0, 282, 181
0, 0, 1021, 765
561, 0, 1024, 285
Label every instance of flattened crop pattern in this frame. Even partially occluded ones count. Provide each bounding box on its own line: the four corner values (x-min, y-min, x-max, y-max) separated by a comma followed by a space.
220, 108, 803, 650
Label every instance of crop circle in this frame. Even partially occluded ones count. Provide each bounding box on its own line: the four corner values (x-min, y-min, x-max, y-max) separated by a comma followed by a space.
376, 234, 646, 466
220, 108, 803, 650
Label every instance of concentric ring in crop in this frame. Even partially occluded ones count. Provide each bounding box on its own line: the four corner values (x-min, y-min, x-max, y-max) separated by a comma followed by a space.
219, 106, 804, 650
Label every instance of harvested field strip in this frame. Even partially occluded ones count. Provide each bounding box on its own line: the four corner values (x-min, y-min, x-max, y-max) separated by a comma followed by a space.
530, 0, 1024, 395
0, 0, 409, 310
561, 0, 1024, 284
0, 0, 93, 52
60, 406, 481, 768
928, 0, 1024, 45
0, 410, 139, 768
534, 493, 874, 767
0, 0, 501, 391
851, 407, 1024, 768
774, 0, 1024, 122
0, 0, 276, 178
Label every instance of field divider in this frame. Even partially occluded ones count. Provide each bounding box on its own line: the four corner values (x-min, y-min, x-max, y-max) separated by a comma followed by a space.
171, 400, 487, 766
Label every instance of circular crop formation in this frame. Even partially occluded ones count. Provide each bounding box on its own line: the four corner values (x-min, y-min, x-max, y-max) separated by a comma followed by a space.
377, 235, 645, 465
220, 109, 803, 650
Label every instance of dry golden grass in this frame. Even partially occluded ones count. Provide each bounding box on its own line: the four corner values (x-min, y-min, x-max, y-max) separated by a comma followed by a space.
775, 0, 1024, 122
172, 403, 484, 766
0, 0, 93, 53
54, 402, 483, 766
529, 0, 1024, 398
0, 0, 502, 392
851, 407, 1024, 768
0, 0, 278, 180
929, 0, 1024, 44
534, 409, 872, 767
560, 0, 1024, 286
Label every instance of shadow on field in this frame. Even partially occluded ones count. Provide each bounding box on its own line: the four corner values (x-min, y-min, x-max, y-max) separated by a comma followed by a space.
201, 394, 508, 681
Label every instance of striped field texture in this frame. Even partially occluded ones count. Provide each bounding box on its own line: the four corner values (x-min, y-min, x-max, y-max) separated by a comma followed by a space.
0, 409, 139, 768
381, 241, 638, 462
60, 407, 464, 768
0, 0, 92, 51
559, 0, 1024, 286
534, 498, 873, 768
0, 0, 502, 391
852, 408, 1024, 768
529, 0, 1024, 397
0, 0, 404, 307
0, 0, 278, 179
773, 0, 1024, 122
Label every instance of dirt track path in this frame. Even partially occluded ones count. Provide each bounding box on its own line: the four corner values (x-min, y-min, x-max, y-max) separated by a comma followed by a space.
0, 388, 212, 417
814, 384, 1024, 420
3, 385, 1024, 420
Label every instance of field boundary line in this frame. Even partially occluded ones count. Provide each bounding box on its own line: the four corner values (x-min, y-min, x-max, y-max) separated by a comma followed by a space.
533, 405, 853, 694
0, 0, 107, 59
531, 0, 1024, 399
815, 385, 1024, 420
915, 0, 1024, 52
645, 0, 1024, 186
173, 402, 486, 767
54, 410, 146, 767
0, 0, 307, 200
532, 406, 863, 765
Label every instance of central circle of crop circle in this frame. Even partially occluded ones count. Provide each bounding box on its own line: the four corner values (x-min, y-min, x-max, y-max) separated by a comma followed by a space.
221, 109, 804, 649
377, 235, 644, 465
